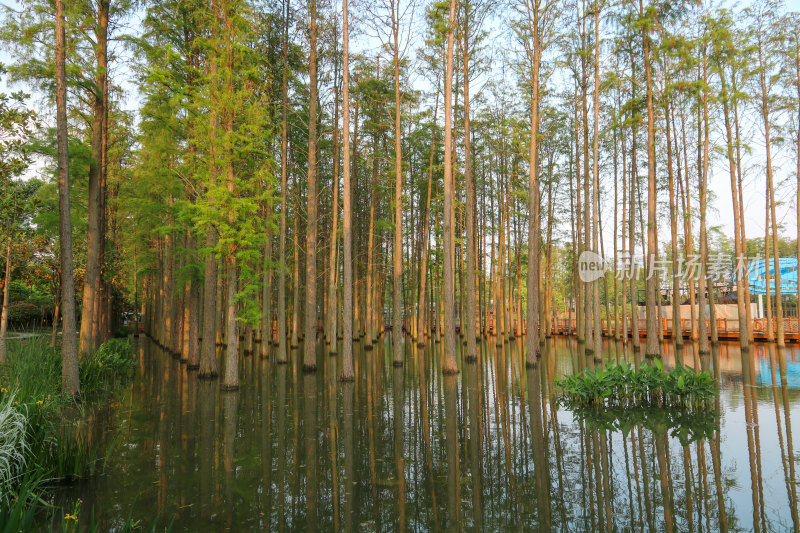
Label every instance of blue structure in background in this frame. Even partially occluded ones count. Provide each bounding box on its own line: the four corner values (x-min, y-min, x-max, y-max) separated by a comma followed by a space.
745, 258, 799, 296
759, 357, 800, 389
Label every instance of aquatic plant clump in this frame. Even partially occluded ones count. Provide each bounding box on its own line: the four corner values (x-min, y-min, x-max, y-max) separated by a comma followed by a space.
555, 360, 717, 410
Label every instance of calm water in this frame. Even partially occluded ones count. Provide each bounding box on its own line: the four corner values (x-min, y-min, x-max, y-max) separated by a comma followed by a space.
55, 335, 800, 532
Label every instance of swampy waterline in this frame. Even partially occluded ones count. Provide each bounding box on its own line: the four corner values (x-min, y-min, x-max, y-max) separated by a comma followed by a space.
54, 335, 800, 531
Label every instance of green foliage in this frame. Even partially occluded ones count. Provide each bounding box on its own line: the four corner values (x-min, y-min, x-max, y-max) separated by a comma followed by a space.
83, 338, 136, 382
555, 359, 718, 410
0, 66, 36, 184
0, 476, 38, 533
113, 326, 134, 338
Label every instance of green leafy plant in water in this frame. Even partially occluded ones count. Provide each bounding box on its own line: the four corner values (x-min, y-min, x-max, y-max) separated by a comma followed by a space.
554, 360, 717, 410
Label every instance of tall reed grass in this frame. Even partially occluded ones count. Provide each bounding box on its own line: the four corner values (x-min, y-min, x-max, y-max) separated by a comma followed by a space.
0, 336, 137, 526
0, 393, 28, 507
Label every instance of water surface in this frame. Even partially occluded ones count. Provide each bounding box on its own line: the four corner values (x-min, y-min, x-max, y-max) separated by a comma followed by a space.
57, 335, 800, 531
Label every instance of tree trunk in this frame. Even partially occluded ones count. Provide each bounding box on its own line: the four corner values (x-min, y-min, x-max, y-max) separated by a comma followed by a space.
758, 33, 785, 347
277, 0, 290, 364
0, 243, 11, 364
55, 0, 79, 395
641, 0, 659, 359
291, 191, 301, 349
417, 93, 437, 348
392, 0, 403, 367
222, 258, 239, 390
340, 0, 353, 381
718, 66, 749, 349
442, 0, 458, 374
79, 0, 109, 356
591, 2, 602, 362
326, 58, 341, 352
364, 129, 378, 348
665, 100, 683, 350
697, 49, 711, 355
304, 0, 319, 372
199, 230, 219, 378
261, 203, 273, 357
628, 51, 641, 352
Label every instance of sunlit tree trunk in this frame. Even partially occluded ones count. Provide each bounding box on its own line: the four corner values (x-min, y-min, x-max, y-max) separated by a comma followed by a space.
303, 0, 319, 372
526, 37, 541, 365
697, 48, 711, 355
757, 24, 785, 347
678, 108, 696, 342
717, 64, 749, 349
364, 128, 378, 349
52, 9, 80, 386
628, 57, 641, 352
581, 6, 593, 356
574, 90, 584, 344
391, 0, 404, 367
291, 189, 301, 349
664, 100, 683, 350
222, 8, 239, 390
79, 0, 109, 356
416, 93, 437, 348
442, 0, 458, 374
463, 12, 477, 362
276, 0, 290, 364
0, 242, 11, 364
591, 1, 602, 361
326, 61, 340, 352
340, 0, 354, 381
261, 203, 273, 357
641, 0, 659, 359
199, 0, 221, 378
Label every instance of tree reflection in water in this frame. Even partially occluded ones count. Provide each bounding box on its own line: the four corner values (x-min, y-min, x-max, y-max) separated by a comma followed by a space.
55, 336, 800, 531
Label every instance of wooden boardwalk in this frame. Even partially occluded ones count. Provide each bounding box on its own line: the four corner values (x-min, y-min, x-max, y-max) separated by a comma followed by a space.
547, 317, 800, 343
482, 315, 800, 343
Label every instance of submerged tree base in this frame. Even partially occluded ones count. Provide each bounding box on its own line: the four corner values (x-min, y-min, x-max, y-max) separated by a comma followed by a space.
197, 371, 218, 379
302, 364, 317, 373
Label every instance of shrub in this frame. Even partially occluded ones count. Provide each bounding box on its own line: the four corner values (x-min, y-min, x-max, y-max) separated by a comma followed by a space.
7, 302, 43, 328
113, 325, 134, 338
91, 338, 135, 375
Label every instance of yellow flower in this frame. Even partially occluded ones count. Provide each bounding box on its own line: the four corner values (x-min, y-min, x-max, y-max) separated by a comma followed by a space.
12, 401, 18, 406
36, 400, 44, 405
0, 387, 7, 393
64, 513, 78, 521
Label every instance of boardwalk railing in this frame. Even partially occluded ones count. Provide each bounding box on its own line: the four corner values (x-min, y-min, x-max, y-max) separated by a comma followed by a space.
546, 317, 799, 342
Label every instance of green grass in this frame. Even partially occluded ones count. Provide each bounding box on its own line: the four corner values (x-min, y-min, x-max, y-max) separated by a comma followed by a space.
0, 336, 137, 526
555, 359, 718, 410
